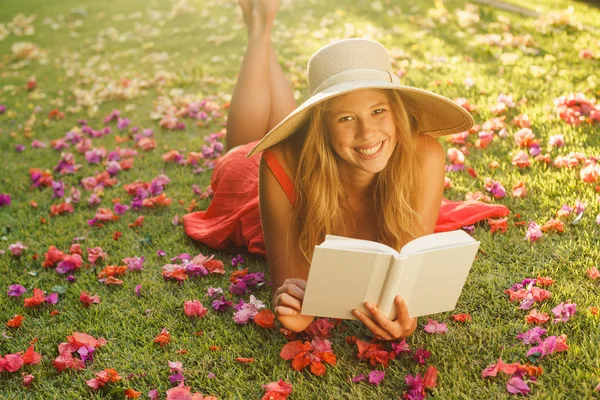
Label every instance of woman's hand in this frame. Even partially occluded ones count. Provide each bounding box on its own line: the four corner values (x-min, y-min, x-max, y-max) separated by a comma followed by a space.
274, 278, 314, 332
352, 295, 417, 341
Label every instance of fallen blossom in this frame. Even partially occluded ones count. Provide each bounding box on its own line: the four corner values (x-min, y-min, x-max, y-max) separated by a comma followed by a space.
79, 291, 101, 308
506, 376, 530, 395
8, 284, 28, 297
423, 319, 448, 334
9, 242, 27, 257
525, 222, 543, 243
184, 300, 208, 318
368, 370, 385, 386
526, 309, 550, 324
154, 328, 171, 347
551, 301, 576, 323
452, 313, 472, 322
587, 267, 600, 280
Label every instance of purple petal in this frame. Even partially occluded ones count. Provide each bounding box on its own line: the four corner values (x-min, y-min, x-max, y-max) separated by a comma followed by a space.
45, 292, 59, 304
8, 284, 28, 297
368, 370, 385, 386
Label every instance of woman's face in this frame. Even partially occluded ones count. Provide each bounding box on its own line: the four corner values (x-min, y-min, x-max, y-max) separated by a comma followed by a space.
325, 89, 398, 177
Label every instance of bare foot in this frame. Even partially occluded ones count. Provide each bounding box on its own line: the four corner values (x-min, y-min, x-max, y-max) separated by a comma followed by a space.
238, 0, 253, 32
251, 0, 279, 32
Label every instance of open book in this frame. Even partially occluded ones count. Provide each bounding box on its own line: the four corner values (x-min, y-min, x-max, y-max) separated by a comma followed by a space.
300, 230, 480, 320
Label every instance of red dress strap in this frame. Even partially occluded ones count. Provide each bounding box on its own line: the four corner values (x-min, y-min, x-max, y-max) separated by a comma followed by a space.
262, 149, 295, 205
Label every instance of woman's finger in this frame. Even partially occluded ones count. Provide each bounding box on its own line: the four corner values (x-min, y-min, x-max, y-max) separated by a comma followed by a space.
353, 309, 389, 339
276, 293, 302, 311
394, 296, 411, 324
275, 306, 299, 317
394, 296, 417, 331
286, 279, 306, 290
363, 302, 395, 333
275, 283, 305, 300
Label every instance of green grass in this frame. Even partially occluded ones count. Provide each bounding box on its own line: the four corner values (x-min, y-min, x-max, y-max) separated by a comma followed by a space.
1, 0, 599, 398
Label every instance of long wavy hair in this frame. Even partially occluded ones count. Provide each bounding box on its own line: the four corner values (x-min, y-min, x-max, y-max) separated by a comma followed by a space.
286, 89, 426, 277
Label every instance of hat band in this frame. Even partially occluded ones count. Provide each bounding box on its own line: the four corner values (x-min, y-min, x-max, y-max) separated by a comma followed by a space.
310, 68, 400, 96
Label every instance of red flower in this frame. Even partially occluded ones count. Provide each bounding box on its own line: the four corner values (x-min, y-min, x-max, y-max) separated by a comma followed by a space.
79, 291, 101, 308
526, 309, 550, 324
24, 288, 46, 308
254, 309, 276, 329
355, 339, 396, 368
452, 313, 472, 323
6, 314, 24, 328
154, 328, 171, 347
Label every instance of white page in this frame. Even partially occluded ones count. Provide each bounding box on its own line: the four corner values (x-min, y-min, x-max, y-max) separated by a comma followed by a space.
320, 235, 401, 258
399, 230, 475, 256
301, 247, 392, 320
404, 242, 480, 317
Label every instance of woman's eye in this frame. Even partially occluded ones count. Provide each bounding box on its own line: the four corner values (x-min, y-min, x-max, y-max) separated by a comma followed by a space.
373, 109, 385, 115
338, 116, 352, 122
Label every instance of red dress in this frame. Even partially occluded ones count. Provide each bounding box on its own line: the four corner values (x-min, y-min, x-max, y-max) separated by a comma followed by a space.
183, 141, 510, 259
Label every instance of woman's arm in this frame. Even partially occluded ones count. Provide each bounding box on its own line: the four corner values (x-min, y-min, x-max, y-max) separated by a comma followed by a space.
414, 134, 446, 234
259, 154, 314, 332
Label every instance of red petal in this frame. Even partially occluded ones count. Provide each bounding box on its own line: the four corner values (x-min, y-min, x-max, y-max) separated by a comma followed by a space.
310, 361, 326, 376
279, 341, 305, 360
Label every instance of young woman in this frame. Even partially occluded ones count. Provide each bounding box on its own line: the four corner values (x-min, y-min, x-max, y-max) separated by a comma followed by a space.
183, 0, 510, 340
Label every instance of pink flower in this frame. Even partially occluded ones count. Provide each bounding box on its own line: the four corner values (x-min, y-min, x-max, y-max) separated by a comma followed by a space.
574, 199, 586, 215
446, 147, 465, 165
512, 181, 527, 198
9, 242, 27, 256
551, 301, 576, 323
579, 49, 594, 59
22, 374, 34, 387
511, 150, 531, 168
183, 300, 207, 318
207, 287, 223, 297
168, 360, 184, 374
87, 247, 107, 265
123, 256, 144, 271
506, 376, 530, 395
368, 370, 385, 386
262, 379, 292, 400
484, 178, 506, 199
525, 222, 543, 243
8, 284, 28, 297
513, 128, 536, 148
423, 319, 448, 334
587, 267, 600, 280
548, 134, 565, 148
580, 163, 600, 183
165, 381, 204, 400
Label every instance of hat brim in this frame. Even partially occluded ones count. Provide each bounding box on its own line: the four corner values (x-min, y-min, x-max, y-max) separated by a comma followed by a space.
245, 80, 474, 158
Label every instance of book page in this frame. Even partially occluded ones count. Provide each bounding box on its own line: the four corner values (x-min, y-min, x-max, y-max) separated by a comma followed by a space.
399, 230, 475, 256
402, 242, 480, 317
301, 247, 392, 320
320, 235, 401, 258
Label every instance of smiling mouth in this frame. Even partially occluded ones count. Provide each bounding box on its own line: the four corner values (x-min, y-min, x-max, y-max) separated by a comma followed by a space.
354, 140, 384, 156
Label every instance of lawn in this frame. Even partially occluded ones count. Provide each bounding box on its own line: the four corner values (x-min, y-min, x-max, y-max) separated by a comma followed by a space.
0, 0, 599, 398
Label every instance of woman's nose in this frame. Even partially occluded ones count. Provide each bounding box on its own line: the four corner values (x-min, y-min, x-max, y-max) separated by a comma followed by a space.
356, 119, 378, 139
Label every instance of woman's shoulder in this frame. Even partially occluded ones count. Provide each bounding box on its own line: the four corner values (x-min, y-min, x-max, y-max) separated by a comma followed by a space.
415, 134, 444, 164
267, 140, 299, 180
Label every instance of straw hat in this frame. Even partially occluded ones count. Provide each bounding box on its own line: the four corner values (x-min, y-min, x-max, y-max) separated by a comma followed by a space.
245, 38, 474, 158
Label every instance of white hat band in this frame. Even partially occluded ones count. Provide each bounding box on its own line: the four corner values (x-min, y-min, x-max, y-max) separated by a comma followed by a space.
310, 68, 400, 96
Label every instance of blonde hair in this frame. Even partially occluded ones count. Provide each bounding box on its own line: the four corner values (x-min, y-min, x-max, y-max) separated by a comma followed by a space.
286, 89, 426, 276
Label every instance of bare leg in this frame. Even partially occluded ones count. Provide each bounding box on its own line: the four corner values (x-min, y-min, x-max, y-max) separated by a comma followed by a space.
267, 44, 298, 131
225, 0, 278, 152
